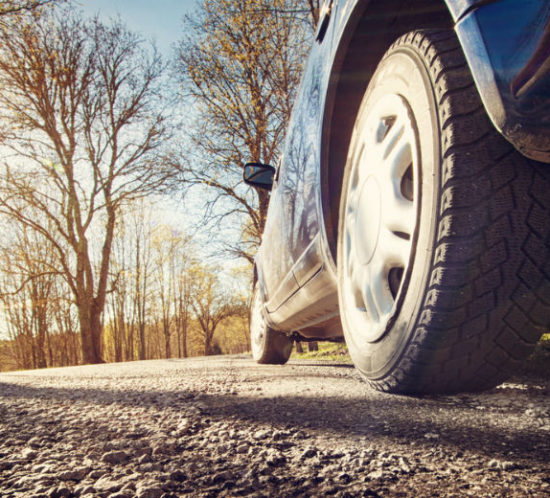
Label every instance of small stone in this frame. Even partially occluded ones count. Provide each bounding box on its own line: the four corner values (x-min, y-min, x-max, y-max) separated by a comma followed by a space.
21, 448, 38, 460
399, 457, 412, 474
424, 433, 440, 440
235, 443, 248, 454
488, 459, 517, 471
301, 447, 317, 459
501, 461, 517, 471
121, 480, 137, 491
272, 431, 287, 441
367, 470, 385, 480
15, 474, 40, 488
49, 484, 72, 498
94, 476, 122, 493
136, 484, 163, 498
75, 483, 96, 495
140, 462, 163, 472
266, 451, 286, 467
58, 467, 89, 481
212, 470, 234, 484
253, 429, 270, 440
0, 461, 16, 471
102, 450, 129, 464
28, 437, 42, 448
170, 470, 187, 482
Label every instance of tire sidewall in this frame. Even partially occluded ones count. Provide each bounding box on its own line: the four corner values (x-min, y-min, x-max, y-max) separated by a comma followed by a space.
337, 45, 441, 379
250, 283, 293, 364
250, 283, 268, 361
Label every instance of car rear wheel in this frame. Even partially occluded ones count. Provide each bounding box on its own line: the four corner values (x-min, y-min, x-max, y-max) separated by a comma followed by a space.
250, 283, 293, 364
337, 29, 550, 394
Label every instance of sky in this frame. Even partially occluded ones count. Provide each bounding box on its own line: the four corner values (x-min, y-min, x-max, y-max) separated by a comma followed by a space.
80, 0, 204, 230
78, 0, 246, 272
80, 0, 198, 55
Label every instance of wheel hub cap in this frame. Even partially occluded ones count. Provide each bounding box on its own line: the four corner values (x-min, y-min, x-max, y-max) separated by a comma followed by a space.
342, 94, 419, 343
355, 176, 381, 265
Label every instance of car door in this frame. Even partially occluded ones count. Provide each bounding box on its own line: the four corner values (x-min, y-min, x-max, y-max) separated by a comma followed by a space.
259, 2, 334, 314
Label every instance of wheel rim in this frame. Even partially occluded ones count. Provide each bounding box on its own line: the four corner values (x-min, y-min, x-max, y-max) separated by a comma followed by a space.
342, 93, 420, 343
250, 287, 267, 358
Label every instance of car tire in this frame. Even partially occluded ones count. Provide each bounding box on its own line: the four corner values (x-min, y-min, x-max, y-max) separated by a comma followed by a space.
337, 29, 550, 394
250, 282, 293, 364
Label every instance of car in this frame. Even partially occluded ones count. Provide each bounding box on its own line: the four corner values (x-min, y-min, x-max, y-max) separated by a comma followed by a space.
243, 0, 550, 394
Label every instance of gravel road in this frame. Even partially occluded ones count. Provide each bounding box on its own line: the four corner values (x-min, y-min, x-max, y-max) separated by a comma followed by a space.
1, 356, 549, 497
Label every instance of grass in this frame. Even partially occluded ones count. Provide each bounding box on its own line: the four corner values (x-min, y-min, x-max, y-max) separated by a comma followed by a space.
290, 334, 550, 378
522, 333, 550, 377
291, 342, 352, 363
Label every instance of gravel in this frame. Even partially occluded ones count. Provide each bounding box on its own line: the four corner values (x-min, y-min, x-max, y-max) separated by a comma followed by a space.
1, 356, 549, 496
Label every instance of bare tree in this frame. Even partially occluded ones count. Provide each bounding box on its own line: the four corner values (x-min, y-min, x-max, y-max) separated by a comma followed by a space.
175, 0, 314, 262
0, 9, 175, 364
149, 223, 193, 359
306, 0, 320, 27
171, 232, 194, 358
0, 0, 57, 16
107, 218, 129, 363
122, 201, 156, 361
105, 203, 155, 363
0, 223, 61, 369
174, 265, 193, 358
190, 263, 246, 356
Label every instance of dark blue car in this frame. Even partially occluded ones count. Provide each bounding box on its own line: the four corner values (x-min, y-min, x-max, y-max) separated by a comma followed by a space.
244, 0, 550, 394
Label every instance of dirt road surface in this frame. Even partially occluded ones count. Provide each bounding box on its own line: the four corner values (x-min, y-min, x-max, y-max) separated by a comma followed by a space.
1, 356, 549, 497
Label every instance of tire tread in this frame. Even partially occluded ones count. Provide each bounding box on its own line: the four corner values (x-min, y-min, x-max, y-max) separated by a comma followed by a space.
365, 30, 550, 394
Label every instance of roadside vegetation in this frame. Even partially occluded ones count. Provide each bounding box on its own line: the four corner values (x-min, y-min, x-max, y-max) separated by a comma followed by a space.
292, 336, 550, 378
519, 333, 550, 378
291, 342, 352, 363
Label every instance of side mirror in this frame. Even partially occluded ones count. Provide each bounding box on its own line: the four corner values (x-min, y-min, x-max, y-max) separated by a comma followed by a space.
243, 162, 275, 191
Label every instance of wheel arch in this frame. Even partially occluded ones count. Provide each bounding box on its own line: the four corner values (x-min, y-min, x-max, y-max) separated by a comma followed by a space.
320, 0, 454, 262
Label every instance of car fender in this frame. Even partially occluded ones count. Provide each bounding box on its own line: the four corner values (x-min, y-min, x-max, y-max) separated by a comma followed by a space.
453, 0, 550, 162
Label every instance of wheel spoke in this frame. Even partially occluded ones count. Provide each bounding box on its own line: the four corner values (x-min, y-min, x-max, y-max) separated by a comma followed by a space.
378, 227, 412, 267
350, 262, 379, 321
384, 133, 412, 184
346, 184, 360, 215
355, 142, 373, 186
380, 115, 404, 151
363, 285, 380, 322
381, 193, 415, 236
367, 256, 394, 319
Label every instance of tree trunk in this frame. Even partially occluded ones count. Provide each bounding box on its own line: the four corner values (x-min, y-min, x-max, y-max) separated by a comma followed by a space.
204, 333, 212, 356
126, 323, 135, 361
182, 320, 188, 358
308, 342, 318, 352
163, 318, 171, 359
138, 322, 146, 360
80, 302, 104, 364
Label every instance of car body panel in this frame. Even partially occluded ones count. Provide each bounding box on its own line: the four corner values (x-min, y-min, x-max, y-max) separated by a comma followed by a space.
258, 0, 342, 324
254, 0, 550, 338
455, 0, 550, 161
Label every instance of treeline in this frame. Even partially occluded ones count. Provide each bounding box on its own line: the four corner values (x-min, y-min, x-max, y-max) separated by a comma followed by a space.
0, 202, 250, 372
0, 316, 250, 372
